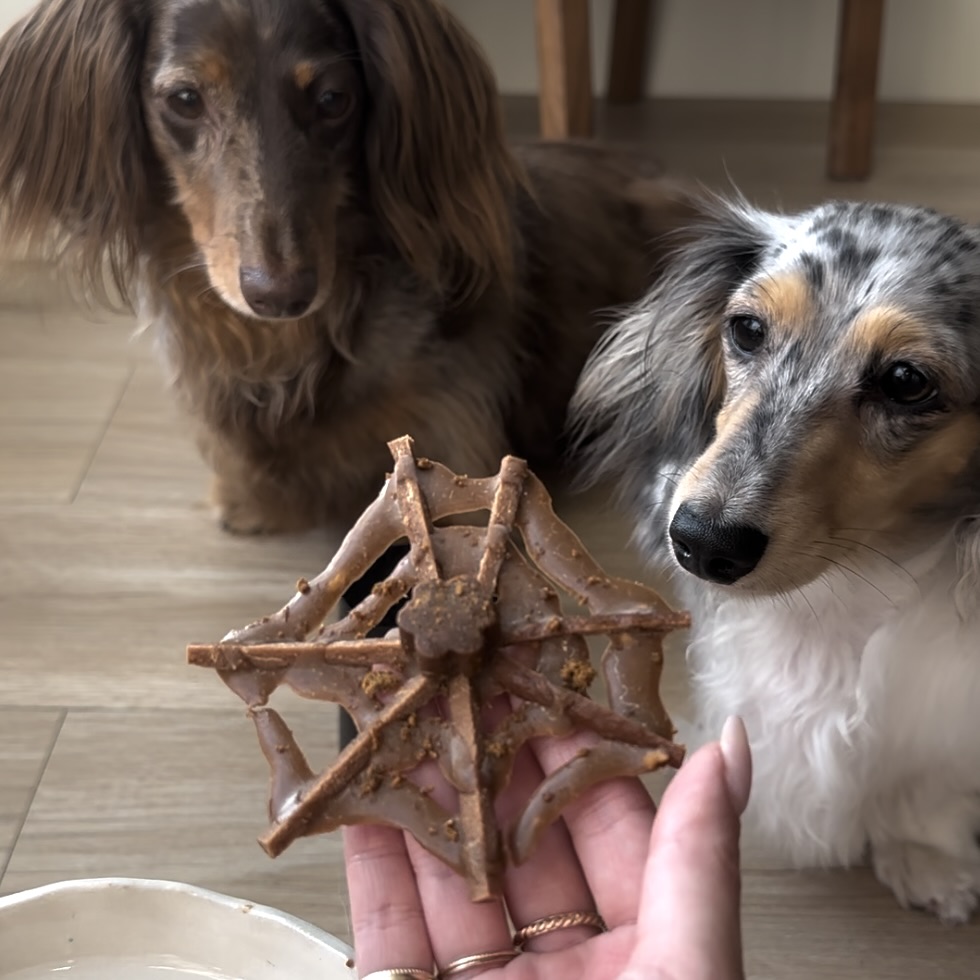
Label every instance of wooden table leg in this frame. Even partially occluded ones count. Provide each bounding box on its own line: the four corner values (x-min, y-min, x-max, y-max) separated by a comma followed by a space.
827, 0, 885, 181
607, 0, 652, 104
535, 0, 593, 139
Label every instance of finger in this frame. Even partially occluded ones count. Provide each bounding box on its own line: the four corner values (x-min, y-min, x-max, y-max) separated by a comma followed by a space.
530, 731, 656, 929
403, 755, 513, 968
498, 741, 598, 952
626, 732, 748, 980
344, 823, 433, 977
404, 829, 514, 967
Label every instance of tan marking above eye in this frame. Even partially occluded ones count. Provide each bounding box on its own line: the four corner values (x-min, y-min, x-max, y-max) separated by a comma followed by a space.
293, 62, 317, 91
734, 272, 815, 333
194, 54, 233, 89
845, 306, 935, 364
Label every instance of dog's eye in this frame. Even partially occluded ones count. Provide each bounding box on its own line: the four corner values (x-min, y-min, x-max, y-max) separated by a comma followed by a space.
878, 362, 936, 405
316, 89, 352, 122
166, 87, 204, 120
728, 315, 766, 354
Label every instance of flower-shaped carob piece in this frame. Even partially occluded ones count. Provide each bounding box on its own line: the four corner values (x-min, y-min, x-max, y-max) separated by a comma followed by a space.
188, 436, 689, 901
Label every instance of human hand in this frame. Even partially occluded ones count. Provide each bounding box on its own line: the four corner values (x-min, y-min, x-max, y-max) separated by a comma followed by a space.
344, 714, 751, 980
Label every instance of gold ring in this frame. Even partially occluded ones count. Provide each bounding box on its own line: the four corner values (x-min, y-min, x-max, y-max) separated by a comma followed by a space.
439, 949, 518, 977
512, 910, 607, 951
360, 970, 436, 980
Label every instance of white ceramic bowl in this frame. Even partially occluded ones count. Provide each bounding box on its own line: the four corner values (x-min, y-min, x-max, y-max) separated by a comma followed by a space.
0, 878, 356, 979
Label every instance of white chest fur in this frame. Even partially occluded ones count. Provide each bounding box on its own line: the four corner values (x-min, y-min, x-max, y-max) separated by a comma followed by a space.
679, 538, 980, 868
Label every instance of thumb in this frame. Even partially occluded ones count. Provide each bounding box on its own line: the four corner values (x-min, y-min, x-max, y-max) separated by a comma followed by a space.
620, 716, 751, 980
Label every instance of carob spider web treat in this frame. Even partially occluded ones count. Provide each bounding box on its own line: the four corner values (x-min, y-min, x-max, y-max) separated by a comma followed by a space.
188, 436, 689, 901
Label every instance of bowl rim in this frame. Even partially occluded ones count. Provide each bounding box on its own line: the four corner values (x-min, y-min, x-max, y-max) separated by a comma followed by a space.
0, 876, 355, 968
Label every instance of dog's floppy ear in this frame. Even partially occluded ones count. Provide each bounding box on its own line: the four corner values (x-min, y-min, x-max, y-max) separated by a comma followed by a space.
954, 517, 980, 619
570, 193, 775, 497
340, 0, 522, 303
0, 0, 151, 304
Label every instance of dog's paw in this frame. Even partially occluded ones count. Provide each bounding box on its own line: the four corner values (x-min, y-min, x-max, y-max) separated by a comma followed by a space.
210, 477, 311, 536
216, 497, 320, 536
873, 840, 980, 924
216, 499, 276, 536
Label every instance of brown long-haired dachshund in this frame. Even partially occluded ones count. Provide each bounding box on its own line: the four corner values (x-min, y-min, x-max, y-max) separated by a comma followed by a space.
0, 0, 694, 535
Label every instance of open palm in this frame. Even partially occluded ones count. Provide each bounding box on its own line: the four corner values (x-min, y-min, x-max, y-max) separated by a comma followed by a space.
345, 717, 750, 980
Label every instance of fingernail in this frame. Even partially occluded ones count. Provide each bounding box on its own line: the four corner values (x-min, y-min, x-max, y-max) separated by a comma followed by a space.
720, 715, 751, 815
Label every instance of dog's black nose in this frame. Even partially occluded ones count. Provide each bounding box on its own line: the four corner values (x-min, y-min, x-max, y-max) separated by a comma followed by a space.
239, 266, 317, 319
668, 504, 769, 585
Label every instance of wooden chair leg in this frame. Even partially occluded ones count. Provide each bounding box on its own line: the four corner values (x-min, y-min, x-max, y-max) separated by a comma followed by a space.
535, 0, 593, 139
607, 0, 652, 104
827, 0, 885, 181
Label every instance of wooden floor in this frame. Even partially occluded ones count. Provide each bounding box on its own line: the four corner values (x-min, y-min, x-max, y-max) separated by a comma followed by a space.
2, 99, 979, 978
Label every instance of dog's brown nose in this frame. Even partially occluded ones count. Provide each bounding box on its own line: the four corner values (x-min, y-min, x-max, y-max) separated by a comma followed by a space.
669, 504, 768, 585
239, 266, 317, 319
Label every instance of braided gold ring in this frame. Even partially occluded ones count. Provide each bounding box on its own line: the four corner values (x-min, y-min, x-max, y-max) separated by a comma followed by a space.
512, 910, 608, 951
439, 949, 519, 977
360, 970, 436, 980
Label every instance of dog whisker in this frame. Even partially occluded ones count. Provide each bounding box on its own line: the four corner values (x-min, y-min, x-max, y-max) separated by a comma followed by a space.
194, 283, 223, 304
822, 533, 920, 593
768, 591, 789, 613
808, 551, 897, 607
161, 260, 210, 286
767, 589, 818, 626
796, 587, 820, 626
